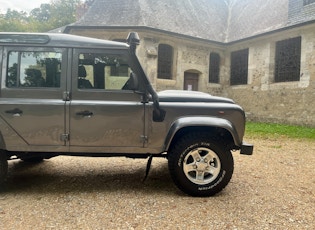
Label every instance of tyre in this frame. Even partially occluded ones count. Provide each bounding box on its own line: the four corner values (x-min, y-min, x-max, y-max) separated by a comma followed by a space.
168, 132, 234, 197
0, 153, 8, 185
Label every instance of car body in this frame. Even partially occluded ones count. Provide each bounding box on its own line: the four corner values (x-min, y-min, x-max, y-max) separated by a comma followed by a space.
0, 32, 253, 196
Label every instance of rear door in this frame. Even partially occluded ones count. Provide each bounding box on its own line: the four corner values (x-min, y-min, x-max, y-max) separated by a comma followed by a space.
0, 47, 67, 150
69, 49, 146, 153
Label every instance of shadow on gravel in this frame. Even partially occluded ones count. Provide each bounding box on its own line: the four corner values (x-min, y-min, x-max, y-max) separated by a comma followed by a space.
1, 157, 180, 196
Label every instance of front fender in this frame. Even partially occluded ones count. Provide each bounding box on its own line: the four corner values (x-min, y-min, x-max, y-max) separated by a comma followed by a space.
163, 116, 242, 151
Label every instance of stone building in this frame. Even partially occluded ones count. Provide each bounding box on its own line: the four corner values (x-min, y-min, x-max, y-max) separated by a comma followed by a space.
64, 0, 315, 127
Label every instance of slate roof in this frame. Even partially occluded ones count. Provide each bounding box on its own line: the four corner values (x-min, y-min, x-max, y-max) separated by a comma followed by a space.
68, 0, 315, 43
227, 0, 288, 42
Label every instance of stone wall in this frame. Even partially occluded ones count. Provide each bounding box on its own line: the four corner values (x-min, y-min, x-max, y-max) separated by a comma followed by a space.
225, 24, 315, 127
68, 25, 315, 127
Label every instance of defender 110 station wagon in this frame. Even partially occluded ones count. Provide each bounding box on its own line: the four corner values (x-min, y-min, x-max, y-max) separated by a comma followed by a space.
0, 32, 253, 196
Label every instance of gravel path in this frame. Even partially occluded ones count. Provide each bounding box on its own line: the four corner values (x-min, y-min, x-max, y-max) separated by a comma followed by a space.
0, 137, 314, 229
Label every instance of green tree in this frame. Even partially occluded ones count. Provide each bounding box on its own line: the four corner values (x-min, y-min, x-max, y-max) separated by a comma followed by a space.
47, 0, 82, 30
0, 0, 89, 32
0, 9, 29, 32
30, 4, 52, 22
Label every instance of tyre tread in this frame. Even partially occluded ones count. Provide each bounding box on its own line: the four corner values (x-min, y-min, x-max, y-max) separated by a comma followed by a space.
168, 131, 234, 196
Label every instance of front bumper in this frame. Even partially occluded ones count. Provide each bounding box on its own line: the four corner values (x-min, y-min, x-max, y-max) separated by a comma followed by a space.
240, 142, 254, 155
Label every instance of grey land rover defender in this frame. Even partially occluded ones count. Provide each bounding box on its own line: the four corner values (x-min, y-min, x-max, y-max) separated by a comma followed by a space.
0, 32, 253, 196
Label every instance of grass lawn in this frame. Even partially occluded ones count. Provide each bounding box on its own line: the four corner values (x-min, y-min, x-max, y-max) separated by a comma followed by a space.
245, 122, 315, 140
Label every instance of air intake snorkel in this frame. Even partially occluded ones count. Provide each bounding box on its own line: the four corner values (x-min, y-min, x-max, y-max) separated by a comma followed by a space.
127, 32, 140, 53
126, 32, 165, 122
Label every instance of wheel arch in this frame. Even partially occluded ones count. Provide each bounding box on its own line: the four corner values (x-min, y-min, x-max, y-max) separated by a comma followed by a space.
164, 117, 241, 152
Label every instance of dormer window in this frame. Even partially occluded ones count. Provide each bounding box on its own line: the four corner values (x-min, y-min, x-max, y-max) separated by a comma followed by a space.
303, 0, 315, 6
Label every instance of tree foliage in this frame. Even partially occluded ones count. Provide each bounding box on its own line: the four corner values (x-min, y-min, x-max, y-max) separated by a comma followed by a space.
0, 0, 91, 32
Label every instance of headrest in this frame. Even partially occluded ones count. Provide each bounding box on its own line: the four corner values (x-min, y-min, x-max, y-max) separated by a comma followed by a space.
78, 65, 87, 78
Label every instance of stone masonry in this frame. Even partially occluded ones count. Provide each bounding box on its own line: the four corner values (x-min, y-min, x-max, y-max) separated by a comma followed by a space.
66, 0, 315, 127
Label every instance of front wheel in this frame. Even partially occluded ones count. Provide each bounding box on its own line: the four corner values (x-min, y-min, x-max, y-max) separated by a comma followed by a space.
0, 153, 8, 186
168, 132, 234, 196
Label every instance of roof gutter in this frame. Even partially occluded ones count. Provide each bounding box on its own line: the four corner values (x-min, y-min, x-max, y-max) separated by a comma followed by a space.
227, 19, 315, 45
63, 25, 225, 46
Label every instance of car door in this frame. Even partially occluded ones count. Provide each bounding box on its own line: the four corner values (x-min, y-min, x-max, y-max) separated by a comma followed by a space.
0, 47, 68, 151
69, 49, 146, 153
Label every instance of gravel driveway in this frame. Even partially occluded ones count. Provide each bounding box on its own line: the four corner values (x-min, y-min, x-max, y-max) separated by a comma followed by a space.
0, 137, 314, 229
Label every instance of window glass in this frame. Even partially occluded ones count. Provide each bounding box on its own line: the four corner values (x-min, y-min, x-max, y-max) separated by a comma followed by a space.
230, 49, 249, 85
6, 51, 62, 88
78, 53, 132, 90
157, 44, 173, 79
275, 37, 301, 83
209, 52, 220, 83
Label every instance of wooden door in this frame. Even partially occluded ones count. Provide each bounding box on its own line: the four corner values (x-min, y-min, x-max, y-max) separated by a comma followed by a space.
184, 72, 199, 91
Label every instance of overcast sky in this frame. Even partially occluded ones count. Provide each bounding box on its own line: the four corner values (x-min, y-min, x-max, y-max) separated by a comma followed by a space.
1, 0, 51, 13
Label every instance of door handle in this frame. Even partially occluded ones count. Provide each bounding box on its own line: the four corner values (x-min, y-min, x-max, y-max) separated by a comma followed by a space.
5, 108, 23, 117
76, 110, 93, 118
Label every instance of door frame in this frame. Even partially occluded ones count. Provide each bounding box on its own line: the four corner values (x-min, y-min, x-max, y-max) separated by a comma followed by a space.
184, 71, 199, 91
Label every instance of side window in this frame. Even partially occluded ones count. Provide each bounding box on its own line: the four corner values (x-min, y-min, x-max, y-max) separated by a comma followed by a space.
6, 51, 62, 88
78, 53, 132, 90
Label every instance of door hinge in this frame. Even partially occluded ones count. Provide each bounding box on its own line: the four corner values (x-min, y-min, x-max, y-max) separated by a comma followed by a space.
60, 133, 70, 142
140, 135, 148, 144
63, 91, 70, 101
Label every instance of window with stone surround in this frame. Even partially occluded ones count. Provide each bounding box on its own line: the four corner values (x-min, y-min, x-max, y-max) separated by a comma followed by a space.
230, 48, 249, 85
275, 36, 301, 83
209, 52, 220, 83
157, 44, 173, 79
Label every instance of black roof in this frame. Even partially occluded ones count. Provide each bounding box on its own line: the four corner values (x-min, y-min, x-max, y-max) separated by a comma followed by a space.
69, 0, 315, 43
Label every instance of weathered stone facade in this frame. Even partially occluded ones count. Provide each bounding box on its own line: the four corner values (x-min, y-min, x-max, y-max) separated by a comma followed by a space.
65, 0, 315, 127
226, 24, 315, 127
